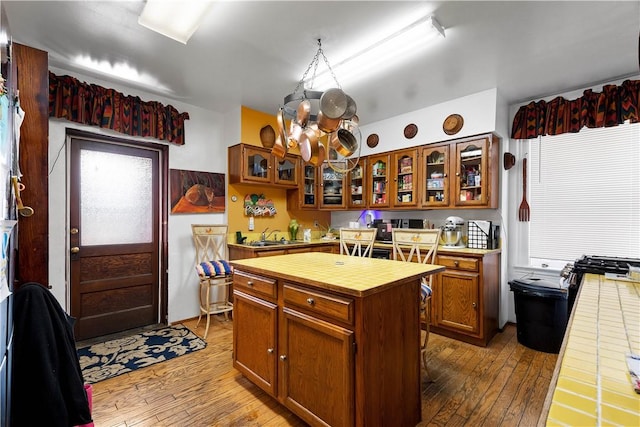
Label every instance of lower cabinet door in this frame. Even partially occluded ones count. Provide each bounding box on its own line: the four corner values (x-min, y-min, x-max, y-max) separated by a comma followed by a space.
280, 307, 355, 427
233, 291, 278, 396
435, 270, 480, 334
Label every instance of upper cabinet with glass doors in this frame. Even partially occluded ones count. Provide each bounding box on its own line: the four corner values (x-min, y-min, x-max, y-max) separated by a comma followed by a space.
347, 159, 366, 209
228, 144, 299, 188
320, 161, 347, 209
421, 134, 499, 209
391, 148, 419, 208
422, 145, 450, 207
367, 154, 390, 208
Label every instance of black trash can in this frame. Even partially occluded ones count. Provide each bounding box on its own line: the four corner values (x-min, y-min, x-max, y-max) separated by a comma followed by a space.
509, 278, 568, 353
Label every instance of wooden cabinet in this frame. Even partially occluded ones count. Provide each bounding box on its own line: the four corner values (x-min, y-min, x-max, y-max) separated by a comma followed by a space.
229, 144, 299, 187
346, 160, 366, 209
422, 145, 450, 207
391, 148, 420, 208
287, 163, 319, 210
233, 271, 278, 395
431, 251, 500, 346
319, 162, 347, 209
421, 134, 500, 209
367, 154, 390, 208
280, 291, 355, 426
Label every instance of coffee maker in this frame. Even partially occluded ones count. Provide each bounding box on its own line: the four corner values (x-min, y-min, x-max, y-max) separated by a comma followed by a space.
441, 216, 465, 248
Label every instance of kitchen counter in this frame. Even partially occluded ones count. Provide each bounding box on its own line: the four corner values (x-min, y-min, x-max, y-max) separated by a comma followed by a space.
539, 273, 640, 426
229, 251, 445, 297
228, 238, 501, 257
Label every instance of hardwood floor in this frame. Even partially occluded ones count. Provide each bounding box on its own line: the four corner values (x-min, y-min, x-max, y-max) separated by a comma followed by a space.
88, 316, 556, 426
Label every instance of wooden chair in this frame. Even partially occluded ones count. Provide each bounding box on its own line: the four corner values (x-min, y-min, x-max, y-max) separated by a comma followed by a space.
192, 224, 234, 339
391, 227, 442, 381
339, 228, 376, 257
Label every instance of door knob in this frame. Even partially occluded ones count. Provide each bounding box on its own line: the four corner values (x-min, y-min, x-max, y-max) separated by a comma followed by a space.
70, 247, 80, 254
70, 228, 79, 234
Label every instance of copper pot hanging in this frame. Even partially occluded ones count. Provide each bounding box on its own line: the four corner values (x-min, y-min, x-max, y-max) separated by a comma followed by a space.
272, 108, 288, 159
317, 110, 341, 133
320, 88, 348, 119
328, 119, 361, 157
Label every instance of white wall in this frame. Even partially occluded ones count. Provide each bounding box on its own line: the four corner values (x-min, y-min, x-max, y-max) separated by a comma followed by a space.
47, 67, 230, 323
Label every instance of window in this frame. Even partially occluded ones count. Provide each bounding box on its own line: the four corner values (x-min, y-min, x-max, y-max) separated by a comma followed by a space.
529, 123, 640, 266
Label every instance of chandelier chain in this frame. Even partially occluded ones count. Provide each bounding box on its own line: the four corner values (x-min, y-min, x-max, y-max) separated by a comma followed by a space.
291, 39, 341, 95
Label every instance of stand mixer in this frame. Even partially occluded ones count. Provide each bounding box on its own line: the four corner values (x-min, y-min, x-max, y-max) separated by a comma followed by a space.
442, 216, 465, 248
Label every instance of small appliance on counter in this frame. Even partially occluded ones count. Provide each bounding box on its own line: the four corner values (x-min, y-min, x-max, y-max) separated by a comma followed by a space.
441, 216, 465, 248
373, 218, 427, 242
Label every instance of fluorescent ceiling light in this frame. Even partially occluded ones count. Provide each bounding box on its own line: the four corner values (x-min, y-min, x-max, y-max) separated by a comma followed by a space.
138, 0, 214, 44
308, 16, 445, 90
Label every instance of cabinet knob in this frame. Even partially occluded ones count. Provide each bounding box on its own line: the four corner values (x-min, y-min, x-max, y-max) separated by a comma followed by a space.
444, 173, 448, 177
306, 297, 315, 305
454, 261, 459, 267
472, 302, 477, 308
247, 281, 253, 286
456, 172, 460, 176
280, 355, 287, 361
267, 348, 274, 354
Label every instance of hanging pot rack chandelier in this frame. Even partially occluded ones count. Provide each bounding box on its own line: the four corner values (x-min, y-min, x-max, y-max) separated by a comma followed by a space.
272, 39, 361, 173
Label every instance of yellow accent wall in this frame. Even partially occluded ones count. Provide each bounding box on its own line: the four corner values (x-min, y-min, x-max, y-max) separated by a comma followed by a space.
228, 107, 330, 243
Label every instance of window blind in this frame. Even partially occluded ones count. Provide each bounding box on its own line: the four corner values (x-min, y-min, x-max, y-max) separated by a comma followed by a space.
529, 123, 640, 262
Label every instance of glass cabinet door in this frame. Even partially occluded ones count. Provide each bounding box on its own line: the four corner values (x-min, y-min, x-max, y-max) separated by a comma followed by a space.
422, 146, 449, 207
347, 160, 366, 209
392, 149, 418, 207
243, 146, 272, 184
301, 164, 317, 208
368, 154, 389, 207
275, 154, 299, 186
454, 139, 488, 206
320, 162, 346, 208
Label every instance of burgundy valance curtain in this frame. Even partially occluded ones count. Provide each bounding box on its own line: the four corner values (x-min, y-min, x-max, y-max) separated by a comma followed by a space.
48, 72, 190, 145
511, 79, 640, 139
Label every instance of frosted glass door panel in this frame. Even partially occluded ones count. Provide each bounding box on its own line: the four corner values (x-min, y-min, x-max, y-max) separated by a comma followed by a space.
80, 150, 153, 245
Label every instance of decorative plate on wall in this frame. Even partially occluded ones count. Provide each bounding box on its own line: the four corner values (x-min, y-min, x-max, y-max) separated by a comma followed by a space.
404, 123, 418, 139
366, 133, 379, 148
443, 114, 464, 135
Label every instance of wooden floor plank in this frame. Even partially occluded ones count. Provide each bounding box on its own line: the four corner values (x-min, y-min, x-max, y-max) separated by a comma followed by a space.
87, 317, 555, 426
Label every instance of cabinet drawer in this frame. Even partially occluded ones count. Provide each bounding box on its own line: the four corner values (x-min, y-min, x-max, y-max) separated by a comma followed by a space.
234, 270, 277, 300
283, 283, 354, 325
437, 255, 479, 272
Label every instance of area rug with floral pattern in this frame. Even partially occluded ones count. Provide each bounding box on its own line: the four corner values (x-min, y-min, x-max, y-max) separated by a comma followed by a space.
77, 324, 206, 384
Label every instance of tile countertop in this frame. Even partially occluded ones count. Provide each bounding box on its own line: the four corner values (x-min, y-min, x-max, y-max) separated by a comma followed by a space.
229, 252, 445, 297
541, 273, 640, 426
228, 239, 501, 256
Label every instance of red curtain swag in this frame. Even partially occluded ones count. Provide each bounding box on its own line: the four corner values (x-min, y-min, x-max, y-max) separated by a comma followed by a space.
48, 72, 190, 145
511, 79, 640, 139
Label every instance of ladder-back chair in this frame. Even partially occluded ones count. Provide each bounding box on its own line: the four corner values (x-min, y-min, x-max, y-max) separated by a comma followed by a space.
339, 228, 376, 257
391, 227, 442, 381
192, 224, 234, 339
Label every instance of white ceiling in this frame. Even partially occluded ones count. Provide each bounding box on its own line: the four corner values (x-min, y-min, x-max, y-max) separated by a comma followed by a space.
3, 1, 639, 126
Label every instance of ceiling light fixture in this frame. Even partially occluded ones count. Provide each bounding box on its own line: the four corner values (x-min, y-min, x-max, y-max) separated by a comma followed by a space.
275, 39, 361, 173
138, 0, 214, 44
311, 15, 445, 89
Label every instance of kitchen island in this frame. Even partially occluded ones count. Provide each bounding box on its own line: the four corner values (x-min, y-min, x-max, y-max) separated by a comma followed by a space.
230, 252, 445, 427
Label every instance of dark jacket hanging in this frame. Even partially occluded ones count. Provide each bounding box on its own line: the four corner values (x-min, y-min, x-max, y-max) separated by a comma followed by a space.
11, 282, 92, 426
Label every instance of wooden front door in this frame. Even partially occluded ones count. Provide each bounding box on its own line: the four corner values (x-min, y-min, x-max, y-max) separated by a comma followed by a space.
69, 132, 166, 341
